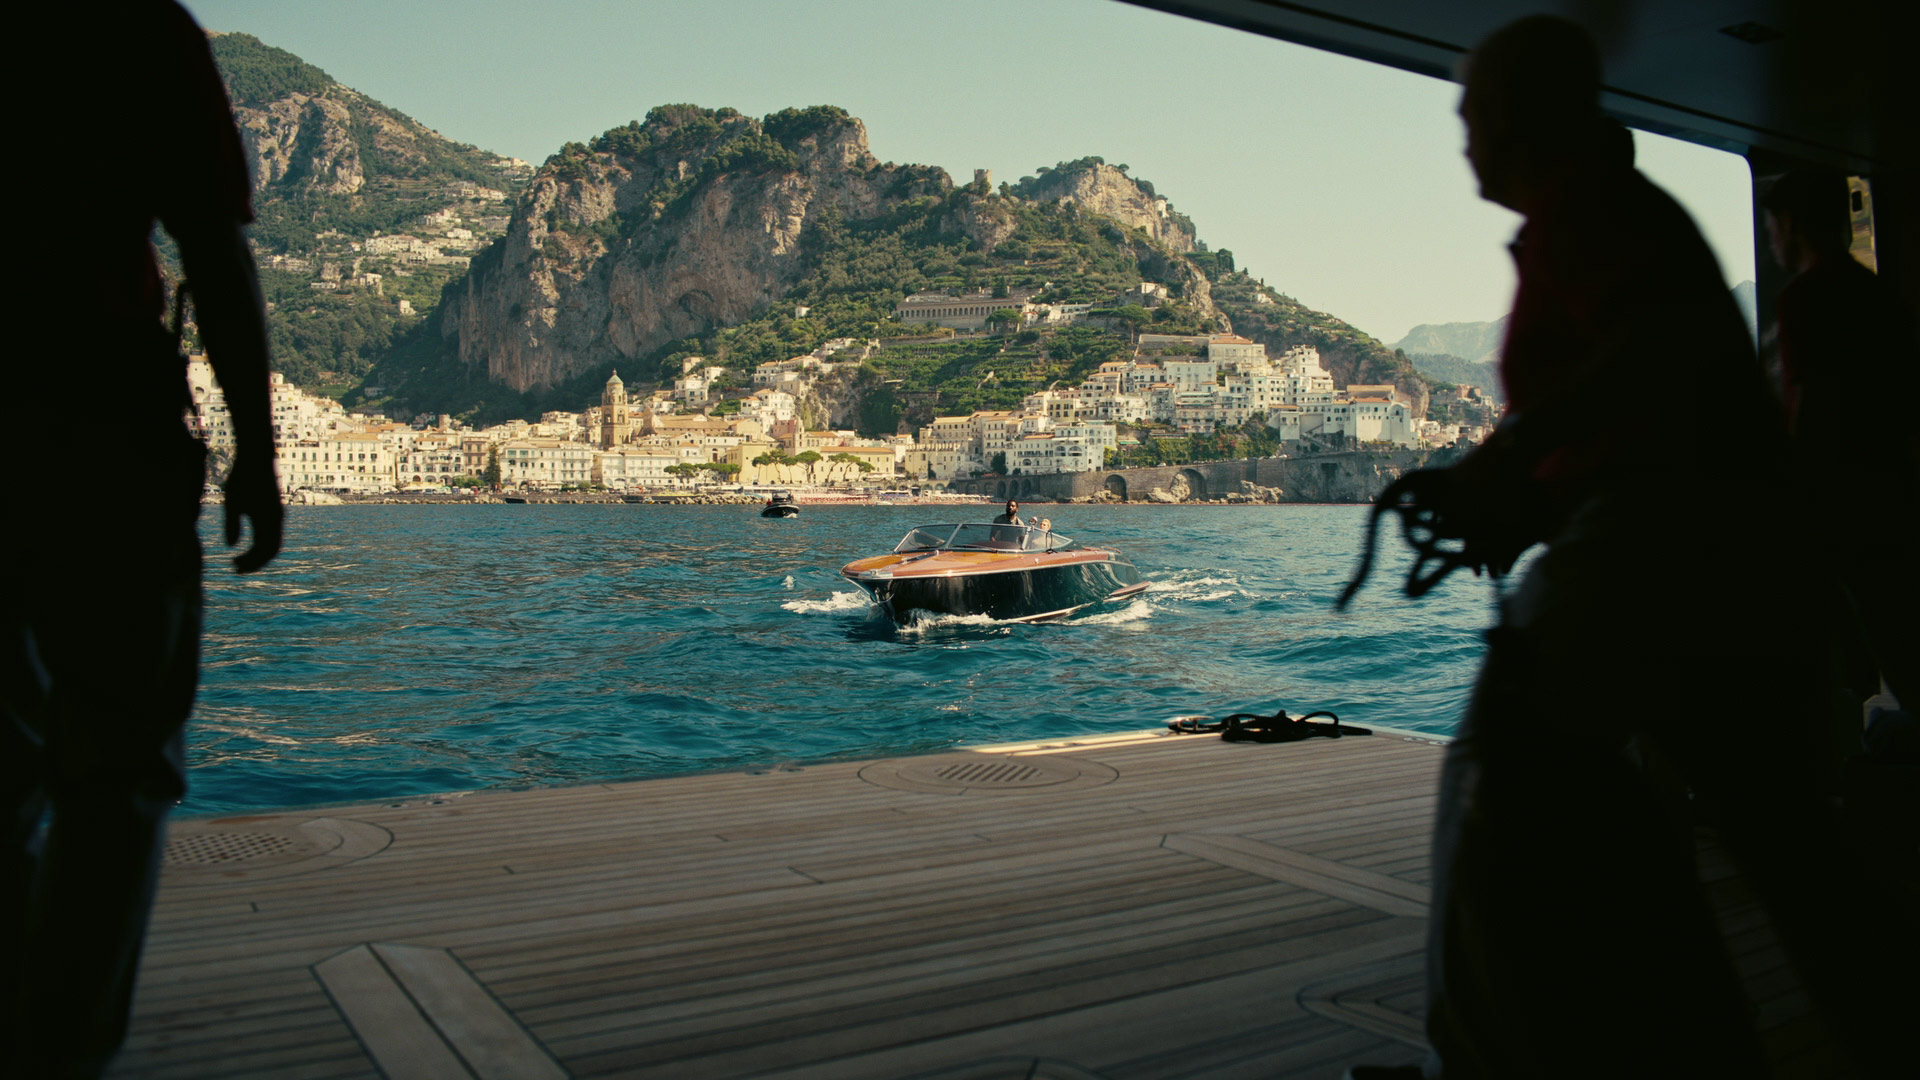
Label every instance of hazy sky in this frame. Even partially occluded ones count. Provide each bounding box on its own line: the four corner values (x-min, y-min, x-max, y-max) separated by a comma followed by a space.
182, 0, 1755, 345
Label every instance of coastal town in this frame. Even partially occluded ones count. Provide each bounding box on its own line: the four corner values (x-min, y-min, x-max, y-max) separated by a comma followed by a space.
189, 280, 1496, 498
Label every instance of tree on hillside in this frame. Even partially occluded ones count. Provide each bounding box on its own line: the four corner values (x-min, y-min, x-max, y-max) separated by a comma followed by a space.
484, 446, 502, 490
1113, 304, 1151, 341
1240, 413, 1280, 457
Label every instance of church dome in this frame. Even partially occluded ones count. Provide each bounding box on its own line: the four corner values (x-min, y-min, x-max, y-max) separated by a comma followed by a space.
606, 370, 624, 387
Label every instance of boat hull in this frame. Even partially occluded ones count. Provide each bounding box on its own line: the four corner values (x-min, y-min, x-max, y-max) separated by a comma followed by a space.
761, 504, 800, 518
844, 552, 1146, 623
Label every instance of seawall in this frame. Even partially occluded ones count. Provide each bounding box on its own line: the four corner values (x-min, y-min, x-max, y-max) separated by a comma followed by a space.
947, 449, 1434, 503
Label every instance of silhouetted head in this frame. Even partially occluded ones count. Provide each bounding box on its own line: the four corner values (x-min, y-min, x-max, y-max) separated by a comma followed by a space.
1459, 16, 1608, 210
1762, 168, 1851, 271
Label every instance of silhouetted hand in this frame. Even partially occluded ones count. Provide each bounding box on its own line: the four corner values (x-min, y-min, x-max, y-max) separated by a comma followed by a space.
224, 452, 283, 573
1429, 446, 1541, 580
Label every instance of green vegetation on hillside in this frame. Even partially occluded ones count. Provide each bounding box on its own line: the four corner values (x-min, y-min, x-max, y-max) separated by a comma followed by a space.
259, 270, 426, 390
374, 154, 1221, 426
200, 33, 529, 402
315, 98, 1435, 431
1104, 417, 1281, 469
208, 33, 330, 104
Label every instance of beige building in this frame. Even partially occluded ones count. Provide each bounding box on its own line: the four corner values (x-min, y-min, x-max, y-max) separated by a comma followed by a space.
283, 432, 394, 493
598, 371, 633, 448
893, 292, 1033, 331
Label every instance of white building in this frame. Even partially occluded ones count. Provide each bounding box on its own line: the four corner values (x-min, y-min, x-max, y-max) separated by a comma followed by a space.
672, 366, 727, 404
738, 388, 798, 426
499, 439, 596, 488
398, 433, 468, 486
1118, 282, 1171, 308
1162, 358, 1218, 392
595, 447, 686, 489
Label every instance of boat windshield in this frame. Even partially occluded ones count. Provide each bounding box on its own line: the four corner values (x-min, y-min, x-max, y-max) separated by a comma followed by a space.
891, 523, 1076, 554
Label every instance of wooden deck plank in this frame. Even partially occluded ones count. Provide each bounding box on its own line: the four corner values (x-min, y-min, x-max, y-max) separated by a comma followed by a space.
115, 730, 1831, 1080
558, 914, 1415, 1077
744, 929, 1427, 1080
483, 863, 1279, 1006
521, 893, 1355, 1039
313, 944, 475, 1080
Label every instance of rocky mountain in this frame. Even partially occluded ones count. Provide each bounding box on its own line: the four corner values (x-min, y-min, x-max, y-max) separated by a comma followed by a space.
1390, 277, 1757, 403
369, 118, 1250, 420
213, 32, 529, 250
201, 35, 1434, 425
1400, 352, 1502, 401
201, 33, 530, 388
436, 105, 951, 396
1008, 158, 1197, 252
1390, 318, 1507, 367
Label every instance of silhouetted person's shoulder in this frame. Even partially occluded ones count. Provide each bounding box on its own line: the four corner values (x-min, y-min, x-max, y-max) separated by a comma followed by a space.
1778, 256, 1919, 394
28, 1, 251, 340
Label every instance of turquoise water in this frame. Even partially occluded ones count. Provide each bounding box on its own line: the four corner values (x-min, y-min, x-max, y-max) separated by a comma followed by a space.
187, 504, 1495, 813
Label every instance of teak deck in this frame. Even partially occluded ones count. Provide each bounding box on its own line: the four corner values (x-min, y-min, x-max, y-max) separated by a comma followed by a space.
116, 729, 1834, 1079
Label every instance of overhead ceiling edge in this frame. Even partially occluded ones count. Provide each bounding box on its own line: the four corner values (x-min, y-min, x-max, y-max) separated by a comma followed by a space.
1119, 0, 1876, 170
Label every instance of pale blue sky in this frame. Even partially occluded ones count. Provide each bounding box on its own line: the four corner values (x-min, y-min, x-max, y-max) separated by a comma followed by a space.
182, 0, 1755, 345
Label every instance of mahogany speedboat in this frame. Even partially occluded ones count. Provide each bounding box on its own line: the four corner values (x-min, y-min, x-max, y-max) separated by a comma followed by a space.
842, 522, 1147, 623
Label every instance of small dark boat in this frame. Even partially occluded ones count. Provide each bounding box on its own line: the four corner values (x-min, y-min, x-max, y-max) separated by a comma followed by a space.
842, 522, 1147, 623
761, 491, 800, 518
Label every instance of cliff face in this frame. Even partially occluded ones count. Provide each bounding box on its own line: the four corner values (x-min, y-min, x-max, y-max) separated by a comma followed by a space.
214, 32, 524, 209
1014, 162, 1197, 252
236, 92, 365, 195
443, 107, 950, 393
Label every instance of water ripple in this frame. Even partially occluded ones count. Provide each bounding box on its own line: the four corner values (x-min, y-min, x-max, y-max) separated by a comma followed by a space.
184, 504, 1491, 812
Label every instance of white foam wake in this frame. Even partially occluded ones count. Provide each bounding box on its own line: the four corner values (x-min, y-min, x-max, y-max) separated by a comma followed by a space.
895, 610, 1009, 634
1146, 571, 1256, 603
781, 590, 871, 614
1065, 598, 1153, 626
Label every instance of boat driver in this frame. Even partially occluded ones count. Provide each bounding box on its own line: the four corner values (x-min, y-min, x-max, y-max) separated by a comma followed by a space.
992, 499, 1020, 524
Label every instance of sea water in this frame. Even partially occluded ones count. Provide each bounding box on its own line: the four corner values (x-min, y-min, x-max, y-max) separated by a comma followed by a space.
186, 503, 1497, 813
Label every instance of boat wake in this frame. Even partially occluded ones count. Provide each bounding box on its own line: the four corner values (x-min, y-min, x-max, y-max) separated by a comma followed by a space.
781, 590, 871, 614
1146, 571, 1255, 604
895, 610, 1010, 635
1062, 598, 1153, 626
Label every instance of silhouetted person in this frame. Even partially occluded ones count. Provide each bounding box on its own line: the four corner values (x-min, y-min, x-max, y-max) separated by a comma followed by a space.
1347, 16, 1911, 1080
1762, 168, 1920, 712
4, 3, 282, 1075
